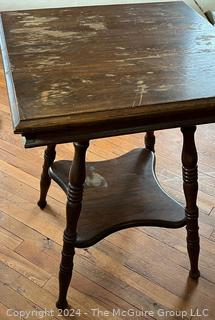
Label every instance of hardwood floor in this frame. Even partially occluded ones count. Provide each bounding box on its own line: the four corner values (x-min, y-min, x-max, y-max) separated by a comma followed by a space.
0, 58, 215, 319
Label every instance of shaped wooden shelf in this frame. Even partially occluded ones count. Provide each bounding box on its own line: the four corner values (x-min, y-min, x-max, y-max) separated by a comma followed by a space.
49, 148, 186, 248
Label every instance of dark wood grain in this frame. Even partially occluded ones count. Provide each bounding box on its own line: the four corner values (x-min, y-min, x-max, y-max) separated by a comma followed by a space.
181, 126, 200, 279
145, 131, 155, 152
56, 141, 89, 310
0, 1, 210, 310
49, 148, 186, 248
205, 11, 215, 25
1, 1, 215, 144
38, 144, 56, 209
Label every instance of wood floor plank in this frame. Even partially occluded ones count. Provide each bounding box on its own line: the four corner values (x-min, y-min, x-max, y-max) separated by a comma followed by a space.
0, 246, 51, 287
10, 275, 123, 320
0, 302, 19, 320
0, 228, 22, 251
0, 280, 59, 320
210, 230, 215, 242
74, 246, 191, 320
0, 211, 62, 265
14, 240, 60, 277
0, 262, 21, 286
101, 228, 215, 292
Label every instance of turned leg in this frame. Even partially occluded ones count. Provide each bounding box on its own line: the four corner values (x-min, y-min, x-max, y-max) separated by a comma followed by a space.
145, 131, 155, 152
56, 141, 89, 310
38, 144, 56, 209
181, 126, 200, 280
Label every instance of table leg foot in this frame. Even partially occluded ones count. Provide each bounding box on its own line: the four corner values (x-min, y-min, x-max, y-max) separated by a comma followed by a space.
37, 199, 47, 209
38, 144, 56, 209
56, 231, 75, 311
57, 141, 89, 307
56, 234, 75, 310
187, 228, 200, 279
181, 126, 200, 279
189, 269, 200, 280
56, 299, 69, 310
145, 131, 155, 152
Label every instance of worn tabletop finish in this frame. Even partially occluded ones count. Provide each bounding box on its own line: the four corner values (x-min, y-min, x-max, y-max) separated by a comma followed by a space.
1, 1, 215, 146
0, 1, 210, 308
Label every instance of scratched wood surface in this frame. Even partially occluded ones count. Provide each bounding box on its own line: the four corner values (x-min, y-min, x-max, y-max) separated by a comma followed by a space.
1, 1, 215, 136
50, 149, 186, 248
1, 55, 215, 318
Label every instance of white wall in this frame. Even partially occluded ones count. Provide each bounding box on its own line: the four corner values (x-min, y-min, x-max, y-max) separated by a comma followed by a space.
0, 0, 212, 16
197, 0, 215, 12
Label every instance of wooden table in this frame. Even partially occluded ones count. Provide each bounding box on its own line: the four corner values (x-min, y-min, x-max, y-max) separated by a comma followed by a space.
1, 1, 215, 310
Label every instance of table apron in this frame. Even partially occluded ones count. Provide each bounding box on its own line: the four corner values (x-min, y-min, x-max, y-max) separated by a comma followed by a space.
23, 113, 215, 148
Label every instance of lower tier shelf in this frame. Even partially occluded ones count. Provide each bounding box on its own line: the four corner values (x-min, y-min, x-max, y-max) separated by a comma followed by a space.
49, 148, 186, 248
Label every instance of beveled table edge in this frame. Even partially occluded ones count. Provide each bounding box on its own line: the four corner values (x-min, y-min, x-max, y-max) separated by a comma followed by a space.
23, 108, 215, 148
1, 2, 215, 145
0, 15, 20, 131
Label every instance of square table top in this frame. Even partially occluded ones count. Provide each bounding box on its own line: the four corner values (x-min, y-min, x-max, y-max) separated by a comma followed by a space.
1, 1, 215, 146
